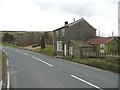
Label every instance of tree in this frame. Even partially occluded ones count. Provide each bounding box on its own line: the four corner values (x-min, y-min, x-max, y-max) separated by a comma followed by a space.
2, 33, 14, 42
43, 31, 53, 45
40, 36, 46, 49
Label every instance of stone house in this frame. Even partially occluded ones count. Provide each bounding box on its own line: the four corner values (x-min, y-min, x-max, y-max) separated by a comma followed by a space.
53, 18, 96, 56
69, 40, 93, 58
89, 37, 120, 54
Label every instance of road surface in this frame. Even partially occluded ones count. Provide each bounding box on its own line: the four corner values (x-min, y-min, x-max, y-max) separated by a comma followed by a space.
1, 46, 119, 89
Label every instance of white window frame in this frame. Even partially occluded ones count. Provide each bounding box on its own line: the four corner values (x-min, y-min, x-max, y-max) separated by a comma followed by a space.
57, 41, 62, 51
69, 47, 73, 55
61, 28, 65, 37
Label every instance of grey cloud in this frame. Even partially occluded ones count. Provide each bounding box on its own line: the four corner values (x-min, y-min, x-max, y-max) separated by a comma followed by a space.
33, 0, 114, 17
59, 2, 97, 17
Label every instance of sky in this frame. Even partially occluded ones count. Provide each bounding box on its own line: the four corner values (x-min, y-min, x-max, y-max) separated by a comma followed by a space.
0, 0, 119, 36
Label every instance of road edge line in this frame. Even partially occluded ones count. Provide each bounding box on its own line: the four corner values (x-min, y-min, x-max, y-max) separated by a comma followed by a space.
7, 59, 10, 89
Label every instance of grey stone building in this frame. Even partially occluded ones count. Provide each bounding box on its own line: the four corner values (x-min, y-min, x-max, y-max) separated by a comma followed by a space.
69, 40, 93, 58
53, 18, 96, 56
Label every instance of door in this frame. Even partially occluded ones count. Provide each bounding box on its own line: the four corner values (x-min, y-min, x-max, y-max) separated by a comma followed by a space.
64, 44, 67, 56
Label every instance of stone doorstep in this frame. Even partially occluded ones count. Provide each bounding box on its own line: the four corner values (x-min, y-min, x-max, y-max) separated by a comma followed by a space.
0, 81, 3, 90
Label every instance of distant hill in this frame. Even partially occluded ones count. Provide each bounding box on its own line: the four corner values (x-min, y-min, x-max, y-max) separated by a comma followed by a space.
0, 31, 53, 46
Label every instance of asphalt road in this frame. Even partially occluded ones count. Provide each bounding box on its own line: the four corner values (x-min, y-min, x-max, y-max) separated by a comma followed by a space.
1, 46, 119, 89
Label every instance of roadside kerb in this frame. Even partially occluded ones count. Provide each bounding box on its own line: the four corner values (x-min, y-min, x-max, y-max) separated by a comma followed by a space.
2, 49, 10, 89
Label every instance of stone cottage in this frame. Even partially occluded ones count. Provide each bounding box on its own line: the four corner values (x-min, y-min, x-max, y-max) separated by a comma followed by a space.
53, 18, 96, 57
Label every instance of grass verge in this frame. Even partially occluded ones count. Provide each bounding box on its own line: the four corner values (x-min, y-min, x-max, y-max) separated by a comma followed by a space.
0, 42, 18, 48
29, 45, 54, 56
63, 57, 120, 74
39, 45, 53, 55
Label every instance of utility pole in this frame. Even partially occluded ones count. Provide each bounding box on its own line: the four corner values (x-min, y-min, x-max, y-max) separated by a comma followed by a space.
4, 25, 5, 31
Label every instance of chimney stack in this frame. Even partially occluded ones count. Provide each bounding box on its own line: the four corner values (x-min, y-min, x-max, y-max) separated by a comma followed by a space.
73, 18, 75, 22
65, 21, 68, 25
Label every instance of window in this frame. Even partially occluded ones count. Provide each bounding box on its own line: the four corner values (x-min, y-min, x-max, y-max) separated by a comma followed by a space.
57, 41, 62, 51
61, 28, 65, 37
112, 43, 117, 50
69, 47, 73, 55
55, 31, 59, 38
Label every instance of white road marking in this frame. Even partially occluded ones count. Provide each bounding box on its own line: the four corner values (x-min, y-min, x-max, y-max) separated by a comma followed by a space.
2, 49, 7, 55
0, 49, 10, 89
7, 59, 9, 67
71, 74, 103, 90
7, 71, 10, 89
32, 56, 53, 67
32, 56, 37, 59
0, 81, 3, 90
7, 59, 10, 89
16, 50, 21, 53
22, 52, 29, 56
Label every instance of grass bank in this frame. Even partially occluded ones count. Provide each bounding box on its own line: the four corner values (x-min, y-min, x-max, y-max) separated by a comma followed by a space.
63, 57, 120, 74
39, 45, 53, 55
26, 45, 54, 56
0, 42, 18, 48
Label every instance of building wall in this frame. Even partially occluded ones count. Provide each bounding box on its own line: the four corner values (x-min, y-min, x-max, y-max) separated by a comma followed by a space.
69, 41, 80, 58
69, 41, 94, 58
106, 39, 120, 53
93, 39, 120, 53
67, 20, 96, 41
53, 19, 96, 56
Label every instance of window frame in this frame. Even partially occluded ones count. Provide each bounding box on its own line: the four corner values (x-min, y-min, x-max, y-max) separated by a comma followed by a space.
61, 28, 65, 37
57, 41, 62, 51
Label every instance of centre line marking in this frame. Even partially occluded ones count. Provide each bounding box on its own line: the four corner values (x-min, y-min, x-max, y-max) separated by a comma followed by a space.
16, 50, 21, 52
32, 56, 53, 67
22, 52, 29, 56
71, 74, 103, 90
32, 56, 37, 59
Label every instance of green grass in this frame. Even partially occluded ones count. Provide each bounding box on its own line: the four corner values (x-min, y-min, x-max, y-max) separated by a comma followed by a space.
63, 57, 120, 74
0, 42, 18, 48
25, 45, 53, 55
42, 45, 53, 55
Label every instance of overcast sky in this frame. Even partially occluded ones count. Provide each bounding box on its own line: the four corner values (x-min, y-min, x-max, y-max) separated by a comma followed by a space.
0, 0, 119, 36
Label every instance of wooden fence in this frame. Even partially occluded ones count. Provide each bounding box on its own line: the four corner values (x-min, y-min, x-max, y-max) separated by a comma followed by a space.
82, 52, 120, 58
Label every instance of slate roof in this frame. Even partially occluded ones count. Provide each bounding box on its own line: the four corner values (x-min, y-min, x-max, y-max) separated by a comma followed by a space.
54, 18, 96, 31
70, 40, 91, 47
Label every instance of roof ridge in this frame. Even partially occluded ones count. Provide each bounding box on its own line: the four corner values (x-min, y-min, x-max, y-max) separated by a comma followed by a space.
68, 18, 85, 26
